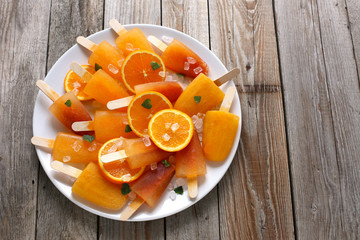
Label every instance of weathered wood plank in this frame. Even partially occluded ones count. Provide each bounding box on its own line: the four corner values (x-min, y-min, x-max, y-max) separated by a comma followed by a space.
35, 1, 103, 239
209, 0, 295, 239
275, 0, 360, 238
346, 0, 360, 78
162, 1, 220, 240
0, 0, 51, 239
99, 1, 164, 239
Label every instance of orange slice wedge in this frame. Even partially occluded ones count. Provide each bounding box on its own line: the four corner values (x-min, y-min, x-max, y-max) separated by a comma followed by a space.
127, 91, 173, 137
64, 65, 95, 101
121, 50, 166, 93
98, 138, 145, 184
148, 109, 194, 152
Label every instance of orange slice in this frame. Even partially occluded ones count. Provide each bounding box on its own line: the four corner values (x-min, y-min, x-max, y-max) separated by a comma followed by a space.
98, 138, 145, 184
148, 109, 194, 152
121, 50, 165, 93
127, 91, 172, 137
64, 65, 95, 101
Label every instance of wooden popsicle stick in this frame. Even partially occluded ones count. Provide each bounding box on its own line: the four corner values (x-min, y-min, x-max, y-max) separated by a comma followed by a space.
147, 35, 168, 52
77, 36, 97, 52
70, 62, 93, 82
72, 121, 94, 132
107, 96, 134, 110
36, 80, 61, 102
109, 19, 128, 36
100, 150, 127, 163
31, 136, 55, 148
51, 160, 82, 178
187, 177, 198, 198
219, 86, 236, 112
213, 68, 240, 86
120, 197, 145, 220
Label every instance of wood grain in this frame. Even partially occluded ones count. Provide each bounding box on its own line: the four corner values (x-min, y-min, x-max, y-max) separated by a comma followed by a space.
35, 1, 103, 239
162, 1, 220, 239
0, 0, 51, 239
275, 0, 360, 238
99, 1, 164, 239
210, 0, 295, 239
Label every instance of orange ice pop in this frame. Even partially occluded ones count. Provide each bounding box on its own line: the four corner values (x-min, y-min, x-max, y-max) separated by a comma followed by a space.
51, 161, 127, 210
31, 132, 102, 163
70, 62, 130, 107
72, 111, 137, 143
175, 131, 206, 198
107, 81, 183, 110
36, 80, 92, 135
109, 19, 154, 56
202, 86, 239, 161
148, 36, 208, 78
120, 160, 175, 220
99, 138, 172, 169
77, 36, 124, 81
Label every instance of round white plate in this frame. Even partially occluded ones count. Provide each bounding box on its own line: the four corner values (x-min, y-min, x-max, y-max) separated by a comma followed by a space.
33, 24, 242, 221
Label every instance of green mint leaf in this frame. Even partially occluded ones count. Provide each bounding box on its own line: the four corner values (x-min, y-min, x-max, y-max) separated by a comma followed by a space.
95, 63, 103, 71
141, 98, 152, 109
82, 135, 95, 143
65, 99, 72, 107
121, 183, 132, 195
150, 61, 161, 70
194, 96, 201, 104
176, 73, 185, 77
125, 125, 132, 133
174, 186, 184, 195
162, 160, 170, 167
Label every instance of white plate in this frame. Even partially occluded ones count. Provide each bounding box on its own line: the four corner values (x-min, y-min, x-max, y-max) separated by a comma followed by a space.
32, 24, 242, 221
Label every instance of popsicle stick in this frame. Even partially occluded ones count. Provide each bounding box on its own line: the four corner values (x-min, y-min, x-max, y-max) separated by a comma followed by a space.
187, 177, 198, 198
51, 160, 82, 178
70, 62, 93, 82
109, 19, 128, 36
120, 197, 145, 220
148, 35, 168, 52
77, 36, 97, 52
107, 96, 134, 110
213, 68, 240, 86
72, 121, 94, 132
100, 150, 127, 163
36, 80, 61, 102
219, 86, 236, 112
31, 136, 55, 148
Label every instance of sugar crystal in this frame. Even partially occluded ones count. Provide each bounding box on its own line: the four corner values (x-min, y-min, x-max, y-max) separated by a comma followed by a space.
117, 59, 124, 67
72, 81, 81, 89
168, 183, 174, 190
184, 62, 190, 71
143, 136, 151, 147
187, 56, 197, 64
158, 71, 166, 77
150, 162, 158, 170
108, 64, 119, 74
63, 156, 71, 162
169, 191, 176, 201
171, 123, 179, 132
165, 75, 173, 82
126, 43, 134, 51
122, 174, 132, 182
176, 178, 186, 187
193, 66, 203, 74
162, 133, 171, 142
165, 122, 171, 129
88, 143, 97, 152
71, 141, 81, 152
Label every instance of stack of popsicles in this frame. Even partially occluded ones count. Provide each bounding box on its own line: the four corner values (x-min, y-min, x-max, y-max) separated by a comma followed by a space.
32, 19, 240, 220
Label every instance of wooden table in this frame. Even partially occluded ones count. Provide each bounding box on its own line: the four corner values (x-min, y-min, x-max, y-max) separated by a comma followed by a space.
1, 0, 359, 239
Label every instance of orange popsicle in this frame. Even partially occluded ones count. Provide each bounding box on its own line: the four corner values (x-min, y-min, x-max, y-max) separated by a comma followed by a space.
202, 86, 239, 161
36, 80, 93, 135
31, 133, 102, 164
86, 40, 125, 81
50, 161, 127, 210
174, 73, 225, 116
70, 63, 130, 107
